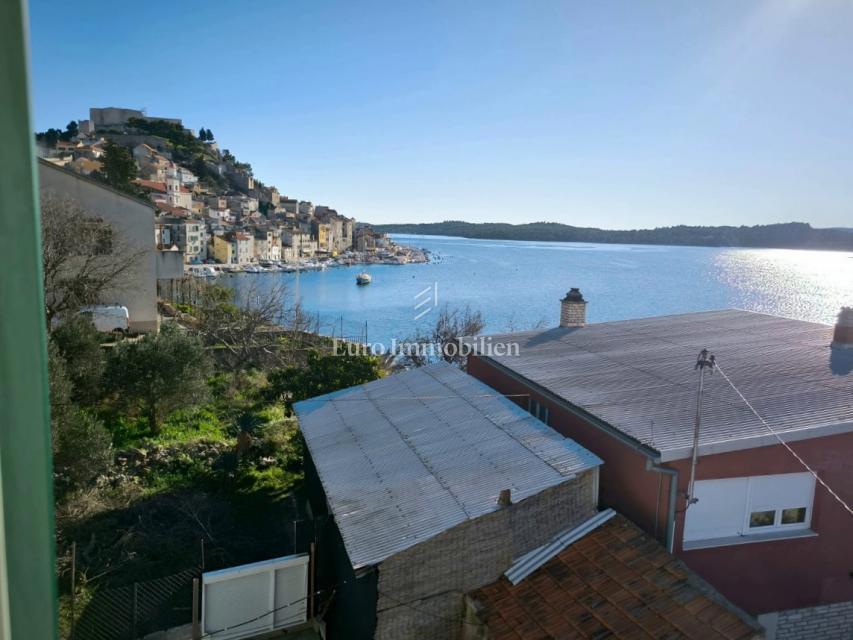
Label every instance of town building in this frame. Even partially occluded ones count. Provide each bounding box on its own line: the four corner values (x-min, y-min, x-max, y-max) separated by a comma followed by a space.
212, 231, 253, 265
89, 106, 182, 131
282, 228, 317, 258
156, 217, 207, 263
253, 228, 281, 262
38, 159, 162, 331
466, 292, 853, 637
311, 221, 331, 254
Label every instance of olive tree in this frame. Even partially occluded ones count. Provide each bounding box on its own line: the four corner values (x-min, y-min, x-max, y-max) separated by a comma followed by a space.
106, 325, 211, 433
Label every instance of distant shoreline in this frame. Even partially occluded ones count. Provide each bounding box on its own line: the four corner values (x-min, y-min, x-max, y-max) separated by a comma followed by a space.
374, 221, 853, 252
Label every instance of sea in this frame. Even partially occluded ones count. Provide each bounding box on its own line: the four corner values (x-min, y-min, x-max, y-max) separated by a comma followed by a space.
221, 234, 853, 345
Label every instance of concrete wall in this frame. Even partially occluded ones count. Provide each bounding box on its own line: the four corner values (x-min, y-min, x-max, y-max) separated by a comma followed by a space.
468, 354, 853, 616
155, 250, 184, 280
374, 470, 597, 640
39, 160, 159, 332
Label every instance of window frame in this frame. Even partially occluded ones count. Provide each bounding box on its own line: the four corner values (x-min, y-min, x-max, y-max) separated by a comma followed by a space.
742, 474, 813, 535
683, 472, 816, 547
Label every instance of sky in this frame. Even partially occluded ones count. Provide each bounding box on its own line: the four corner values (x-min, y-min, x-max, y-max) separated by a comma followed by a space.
27, 0, 853, 228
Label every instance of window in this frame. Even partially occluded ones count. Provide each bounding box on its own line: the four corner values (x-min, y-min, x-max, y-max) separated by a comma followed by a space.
529, 398, 549, 425
683, 472, 815, 545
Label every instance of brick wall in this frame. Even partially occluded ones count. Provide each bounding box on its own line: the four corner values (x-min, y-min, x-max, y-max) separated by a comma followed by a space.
374, 469, 597, 640
559, 300, 586, 327
761, 601, 853, 640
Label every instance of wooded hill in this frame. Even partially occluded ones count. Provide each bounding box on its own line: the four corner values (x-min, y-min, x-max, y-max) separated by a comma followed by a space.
373, 221, 853, 251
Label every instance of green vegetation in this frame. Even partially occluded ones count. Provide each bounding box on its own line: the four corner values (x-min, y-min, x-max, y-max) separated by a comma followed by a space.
50, 280, 386, 636
127, 117, 206, 158
266, 349, 386, 405
35, 120, 79, 147
374, 220, 853, 251
96, 140, 138, 192
106, 325, 211, 432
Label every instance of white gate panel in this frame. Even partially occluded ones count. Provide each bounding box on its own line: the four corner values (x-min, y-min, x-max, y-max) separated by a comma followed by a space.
202, 554, 309, 640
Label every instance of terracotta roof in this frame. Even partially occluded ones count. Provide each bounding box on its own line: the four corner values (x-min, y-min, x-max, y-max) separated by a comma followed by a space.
137, 179, 167, 192
154, 203, 190, 217
469, 515, 763, 640
136, 179, 191, 194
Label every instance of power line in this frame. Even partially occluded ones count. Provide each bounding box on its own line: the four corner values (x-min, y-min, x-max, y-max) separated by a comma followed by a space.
376, 588, 485, 627
716, 363, 853, 519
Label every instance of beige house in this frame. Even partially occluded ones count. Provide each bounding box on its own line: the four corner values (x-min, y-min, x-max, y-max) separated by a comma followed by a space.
38, 159, 160, 332
253, 229, 281, 262
212, 232, 254, 265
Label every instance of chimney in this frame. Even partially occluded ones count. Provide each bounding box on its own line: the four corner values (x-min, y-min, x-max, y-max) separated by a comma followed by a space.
560, 288, 587, 327
497, 489, 512, 508
832, 307, 853, 349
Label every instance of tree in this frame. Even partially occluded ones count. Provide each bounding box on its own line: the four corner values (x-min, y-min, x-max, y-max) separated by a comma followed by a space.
397, 304, 485, 368
51, 315, 106, 405
205, 128, 214, 141
194, 281, 312, 371
35, 128, 63, 147
41, 192, 144, 327
98, 140, 137, 191
60, 120, 79, 142
48, 341, 112, 491
266, 349, 384, 406
105, 325, 211, 433
198, 127, 208, 141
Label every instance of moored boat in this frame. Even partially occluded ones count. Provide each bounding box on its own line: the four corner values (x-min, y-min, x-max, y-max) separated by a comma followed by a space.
356, 272, 372, 285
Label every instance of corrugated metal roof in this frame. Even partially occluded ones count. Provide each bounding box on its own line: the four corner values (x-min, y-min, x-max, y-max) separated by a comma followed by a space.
481, 309, 853, 460
294, 362, 602, 569
505, 508, 616, 585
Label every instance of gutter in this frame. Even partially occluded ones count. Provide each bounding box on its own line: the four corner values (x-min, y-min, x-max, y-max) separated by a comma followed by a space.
646, 460, 678, 553
476, 355, 679, 553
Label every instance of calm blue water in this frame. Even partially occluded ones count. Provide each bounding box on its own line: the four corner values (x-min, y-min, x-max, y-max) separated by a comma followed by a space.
222, 235, 853, 344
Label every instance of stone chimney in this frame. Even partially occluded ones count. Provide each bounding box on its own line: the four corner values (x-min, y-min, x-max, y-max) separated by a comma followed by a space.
832, 307, 853, 349
560, 288, 587, 327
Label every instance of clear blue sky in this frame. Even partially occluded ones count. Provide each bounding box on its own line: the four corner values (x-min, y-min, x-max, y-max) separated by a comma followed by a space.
28, 0, 853, 228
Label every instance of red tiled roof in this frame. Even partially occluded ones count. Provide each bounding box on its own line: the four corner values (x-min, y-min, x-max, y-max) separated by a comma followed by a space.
469, 515, 763, 640
136, 179, 191, 193
155, 203, 190, 217
138, 179, 167, 192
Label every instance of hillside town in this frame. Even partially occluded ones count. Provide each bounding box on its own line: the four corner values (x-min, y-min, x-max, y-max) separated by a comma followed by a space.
36, 106, 427, 273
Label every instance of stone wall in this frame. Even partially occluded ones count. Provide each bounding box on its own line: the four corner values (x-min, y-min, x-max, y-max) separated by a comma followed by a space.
374, 469, 598, 640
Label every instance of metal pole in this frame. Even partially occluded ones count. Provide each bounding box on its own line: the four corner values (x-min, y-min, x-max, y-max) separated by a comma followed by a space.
131, 583, 138, 640
309, 542, 316, 620
687, 349, 715, 505
200, 538, 205, 572
70, 542, 77, 640
191, 578, 201, 640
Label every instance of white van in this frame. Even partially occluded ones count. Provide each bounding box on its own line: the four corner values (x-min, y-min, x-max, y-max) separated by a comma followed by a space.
78, 305, 130, 333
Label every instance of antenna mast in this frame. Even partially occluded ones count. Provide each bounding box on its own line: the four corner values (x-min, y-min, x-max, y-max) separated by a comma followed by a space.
686, 348, 715, 506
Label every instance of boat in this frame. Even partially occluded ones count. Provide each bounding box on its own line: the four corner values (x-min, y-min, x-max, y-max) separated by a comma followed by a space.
356, 272, 372, 285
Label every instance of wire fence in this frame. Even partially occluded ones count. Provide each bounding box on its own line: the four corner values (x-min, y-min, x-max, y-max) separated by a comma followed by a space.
69, 566, 199, 640
63, 517, 327, 640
